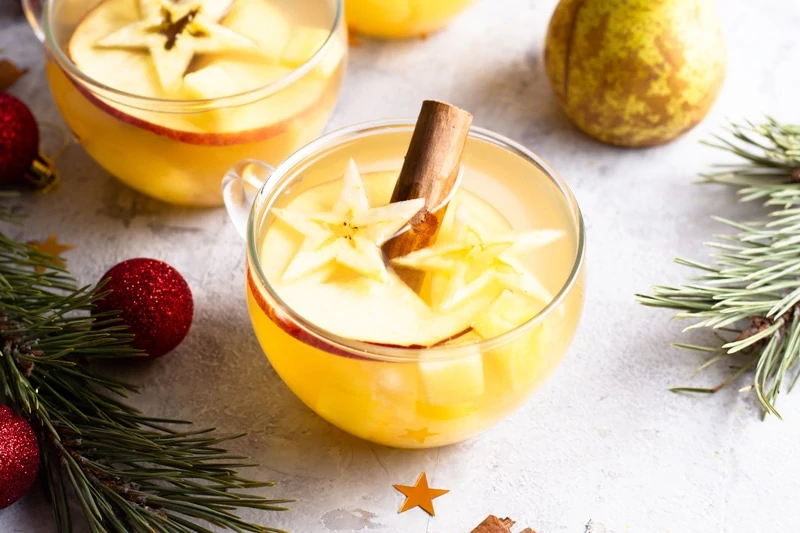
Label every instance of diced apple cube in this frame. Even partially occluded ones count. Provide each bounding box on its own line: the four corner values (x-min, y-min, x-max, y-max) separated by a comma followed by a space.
183, 65, 240, 99
281, 27, 345, 79
281, 27, 328, 67
223, 0, 292, 60
418, 351, 485, 406
474, 291, 543, 392
472, 290, 539, 339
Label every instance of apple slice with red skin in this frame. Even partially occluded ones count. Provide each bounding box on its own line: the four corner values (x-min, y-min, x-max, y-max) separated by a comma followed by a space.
247, 266, 362, 360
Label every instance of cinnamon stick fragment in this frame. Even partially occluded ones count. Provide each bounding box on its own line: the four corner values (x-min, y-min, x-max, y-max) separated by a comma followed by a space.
383, 100, 473, 290
471, 515, 515, 532
470, 515, 537, 533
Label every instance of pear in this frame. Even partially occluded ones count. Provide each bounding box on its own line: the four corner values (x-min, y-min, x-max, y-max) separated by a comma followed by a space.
544, 0, 726, 147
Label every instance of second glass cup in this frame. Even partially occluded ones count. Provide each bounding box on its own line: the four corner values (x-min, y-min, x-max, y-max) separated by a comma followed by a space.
25, 0, 347, 206
224, 120, 586, 448
346, 0, 474, 38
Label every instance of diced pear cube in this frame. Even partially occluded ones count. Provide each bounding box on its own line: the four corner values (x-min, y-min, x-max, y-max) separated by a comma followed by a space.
418, 351, 485, 406
281, 27, 345, 79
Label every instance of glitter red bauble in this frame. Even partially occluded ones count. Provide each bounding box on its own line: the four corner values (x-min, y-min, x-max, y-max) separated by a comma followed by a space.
94, 258, 194, 359
0, 93, 39, 184
0, 406, 40, 510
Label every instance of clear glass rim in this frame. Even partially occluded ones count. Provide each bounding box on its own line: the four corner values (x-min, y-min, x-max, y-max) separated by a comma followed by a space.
42, 0, 344, 112
248, 119, 587, 362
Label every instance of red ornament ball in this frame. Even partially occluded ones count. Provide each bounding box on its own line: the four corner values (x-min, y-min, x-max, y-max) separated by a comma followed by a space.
0, 93, 39, 184
94, 258, 194, 358
0, 406, 40, 510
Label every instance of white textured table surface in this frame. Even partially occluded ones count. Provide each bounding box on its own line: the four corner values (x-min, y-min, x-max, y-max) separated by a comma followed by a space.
3, 1, 800, 532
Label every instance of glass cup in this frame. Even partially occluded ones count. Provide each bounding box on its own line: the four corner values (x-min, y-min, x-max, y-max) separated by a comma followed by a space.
346, 0, 474, 39
223, 119, 586, 448
22, 0, 347, 206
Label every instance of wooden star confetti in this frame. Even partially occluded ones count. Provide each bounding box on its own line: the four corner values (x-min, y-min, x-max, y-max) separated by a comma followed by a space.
393, 472, 448, 516
28, 234, 74, 272
399, 427, 438, 444
95, 0, 255, 91
0, 58, 28, 90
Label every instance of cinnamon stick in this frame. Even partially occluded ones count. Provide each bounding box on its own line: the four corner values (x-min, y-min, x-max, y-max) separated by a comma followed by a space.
383, 100, 473, 290
471, 515, 515, 532
470, 515, 537, 533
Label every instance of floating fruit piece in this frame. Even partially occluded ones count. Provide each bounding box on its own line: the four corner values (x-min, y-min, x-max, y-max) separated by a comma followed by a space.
393, 206, 563, 311
472, 290, 540, 340
259, 170, 499, 347
281, 27, 329, 67
544, 0, 726, 147
474, 290, 542, 393
418, 350, 485, 405
94, 0, 258, 92
183, 64, 239, 99
280, 26, 347, 80
273, 159, 424, 283
219, 0, 292, 59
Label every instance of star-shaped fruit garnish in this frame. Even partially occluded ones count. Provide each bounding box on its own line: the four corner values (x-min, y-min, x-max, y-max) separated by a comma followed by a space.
393, 206, 563, 311
273, 159, 425, 283
28, 234, 74, 272
95, 0, 255, 91
400, 427, 439, 444
393, 472, 449, 516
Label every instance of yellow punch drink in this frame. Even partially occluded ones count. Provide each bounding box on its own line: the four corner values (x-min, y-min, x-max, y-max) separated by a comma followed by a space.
44, 0, 346, 205
235, 113, 586, 449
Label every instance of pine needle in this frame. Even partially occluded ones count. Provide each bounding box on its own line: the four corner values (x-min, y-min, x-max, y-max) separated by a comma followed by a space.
0, 222, 290, 532
637, 118, 800, 418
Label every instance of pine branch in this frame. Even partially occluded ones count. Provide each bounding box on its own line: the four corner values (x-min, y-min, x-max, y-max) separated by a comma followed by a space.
637, 118, 800, 418
0, 224, 291, 532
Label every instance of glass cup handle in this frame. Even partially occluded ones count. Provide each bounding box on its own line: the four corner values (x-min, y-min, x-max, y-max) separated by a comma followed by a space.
21, 0, 46, 43
222, 159, 275, 241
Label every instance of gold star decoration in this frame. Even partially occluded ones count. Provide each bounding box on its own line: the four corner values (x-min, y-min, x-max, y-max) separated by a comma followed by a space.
273, 159, 424, 283
400, 427, 439, 444
95, 0, 255, 91
393, 205, 564, 311
28, 234, 74, 272
393, 472, 449, 516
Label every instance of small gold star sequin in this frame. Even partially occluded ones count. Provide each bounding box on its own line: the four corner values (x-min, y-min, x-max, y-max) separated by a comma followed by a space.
393, 472, 449, 516
27, 234, 74, 272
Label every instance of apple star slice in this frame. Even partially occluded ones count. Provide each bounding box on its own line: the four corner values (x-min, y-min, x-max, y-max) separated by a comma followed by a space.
138, 0, 233, 20
272, 159, 424, 283
95, 0, 257, 92
259, 171, 501, 347
393, 205, 565, 311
